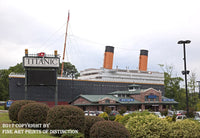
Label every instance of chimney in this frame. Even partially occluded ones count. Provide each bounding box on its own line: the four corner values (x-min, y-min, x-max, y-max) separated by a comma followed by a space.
103, 46, 114, 69
139, 49, 148, 71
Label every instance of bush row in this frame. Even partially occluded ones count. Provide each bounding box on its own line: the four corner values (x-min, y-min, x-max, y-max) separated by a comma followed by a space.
8, 100, 129, 138
8, 100, 36, 122
123, 113, 200, 138
10, 101, 199, 138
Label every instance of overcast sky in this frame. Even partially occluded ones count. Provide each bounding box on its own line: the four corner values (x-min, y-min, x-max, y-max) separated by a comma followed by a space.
1, 0, 200, 80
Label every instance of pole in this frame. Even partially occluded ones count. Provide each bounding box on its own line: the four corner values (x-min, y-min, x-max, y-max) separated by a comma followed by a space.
55, 69, 58, 105
61, 10, 70, 77
25, 69, 28, 99
183, 43, 189, 117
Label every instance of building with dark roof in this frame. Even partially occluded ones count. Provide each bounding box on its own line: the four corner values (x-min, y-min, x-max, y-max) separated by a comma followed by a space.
70, 85, 177, 112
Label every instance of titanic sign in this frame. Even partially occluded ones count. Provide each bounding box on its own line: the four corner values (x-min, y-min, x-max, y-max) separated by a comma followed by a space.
23, 57, 60, 68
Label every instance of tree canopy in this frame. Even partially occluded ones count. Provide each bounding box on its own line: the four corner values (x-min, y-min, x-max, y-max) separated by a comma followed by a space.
58, 62, 80, 78
160, 64, 200, 111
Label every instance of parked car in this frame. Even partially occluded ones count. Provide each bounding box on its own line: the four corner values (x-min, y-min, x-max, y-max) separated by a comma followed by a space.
167, 110, 175, 117
176, 115, 187, 121
153, 112, 165, 118
175, 110, 182, 116
110, 111, 119, 116
94, 111, 104, 116
175, 110, 186, 116
194, 112, 200, 122
123, 111, 134, 116
84, 111, 96, 116
84, 111, 89, 116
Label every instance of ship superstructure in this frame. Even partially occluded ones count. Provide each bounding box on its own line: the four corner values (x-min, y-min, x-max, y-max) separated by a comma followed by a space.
79, 68, 164, 85
79, 46, 164, 85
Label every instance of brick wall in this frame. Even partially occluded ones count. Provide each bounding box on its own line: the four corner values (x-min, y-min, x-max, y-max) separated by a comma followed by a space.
130, 88, 162, 103
99, 98, 116, 104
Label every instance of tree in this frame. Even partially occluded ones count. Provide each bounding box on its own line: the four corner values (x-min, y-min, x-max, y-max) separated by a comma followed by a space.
188, 72, 199, 110
58, 62, 80, 78
0, 70, 10, 100
9, 63, 25, 74
159, 64, 185, 110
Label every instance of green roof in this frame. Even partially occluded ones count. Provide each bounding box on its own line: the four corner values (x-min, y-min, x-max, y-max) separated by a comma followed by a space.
76, 94, 141, 104
70, 93, 178, 106
108, 90, 141, 95
80, 94, 118, 102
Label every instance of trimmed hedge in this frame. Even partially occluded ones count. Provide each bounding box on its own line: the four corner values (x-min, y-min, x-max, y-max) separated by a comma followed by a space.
46, 105, 85, 134
170, 119, 200, 137
120, 110, 150, 125
8, 100, 36, 122
18, 102, 49, 126
98, 112, 109, 120
90, 120, 130, 138
84, 116, 104, 138
114, 114, 123, 122
125, 114, 170, 138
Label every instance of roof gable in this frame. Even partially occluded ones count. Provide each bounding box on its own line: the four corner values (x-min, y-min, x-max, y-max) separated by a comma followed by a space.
142, 88, 161, 94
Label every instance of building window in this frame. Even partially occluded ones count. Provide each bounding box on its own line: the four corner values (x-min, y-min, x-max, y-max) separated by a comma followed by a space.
105, 99, 110, 104
156, 96, 159, 101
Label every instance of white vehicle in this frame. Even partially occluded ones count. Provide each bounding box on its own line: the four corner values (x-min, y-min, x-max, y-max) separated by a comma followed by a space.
123, 111, 134, 116
84, 111, 96, 116
194, 112, 200, 122
167, 110, 175, 117
153, 112, 165, 118
176, 115, 187, 121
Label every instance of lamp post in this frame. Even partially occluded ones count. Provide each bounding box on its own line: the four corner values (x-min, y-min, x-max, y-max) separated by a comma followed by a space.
178, 40, 191, 117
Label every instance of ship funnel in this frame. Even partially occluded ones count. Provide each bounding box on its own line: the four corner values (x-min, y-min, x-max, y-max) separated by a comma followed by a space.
103, 46, 114, 69
139, 49, 148, 71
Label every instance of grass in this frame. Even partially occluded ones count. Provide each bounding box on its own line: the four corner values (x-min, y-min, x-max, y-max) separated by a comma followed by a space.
0, 105, 5, 110
0, 112, 56, 138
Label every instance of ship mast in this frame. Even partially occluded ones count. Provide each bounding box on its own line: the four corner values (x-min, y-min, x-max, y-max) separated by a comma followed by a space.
61, 10, 70, 77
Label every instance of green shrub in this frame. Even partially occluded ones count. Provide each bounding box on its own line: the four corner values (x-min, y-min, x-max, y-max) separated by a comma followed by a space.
90, 120, 130, 138
160, 109, 168, 116
114, 114, 123, 122
119, 107, 127, 115
108, 115, 116, 121
61, 132, 84, 138
119, 112, 135, 125
172, 114, 176, 122
98, 112, 109, 120
0, 105, 4, 110
165, 116, 173, 122
188, 108, 195, 118
104, 107, 112, 115
125, 114, 170, 138
120, 110, 150, 125
18, 102, 49, 126
4, 102, 8, 110
84, 116, 104, 138
46, 105, 85, 134
170, 119, 200, 137
8, 100, 35, 122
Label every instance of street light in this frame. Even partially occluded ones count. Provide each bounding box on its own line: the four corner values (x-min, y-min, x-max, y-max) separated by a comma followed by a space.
178, 40, 191, 117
